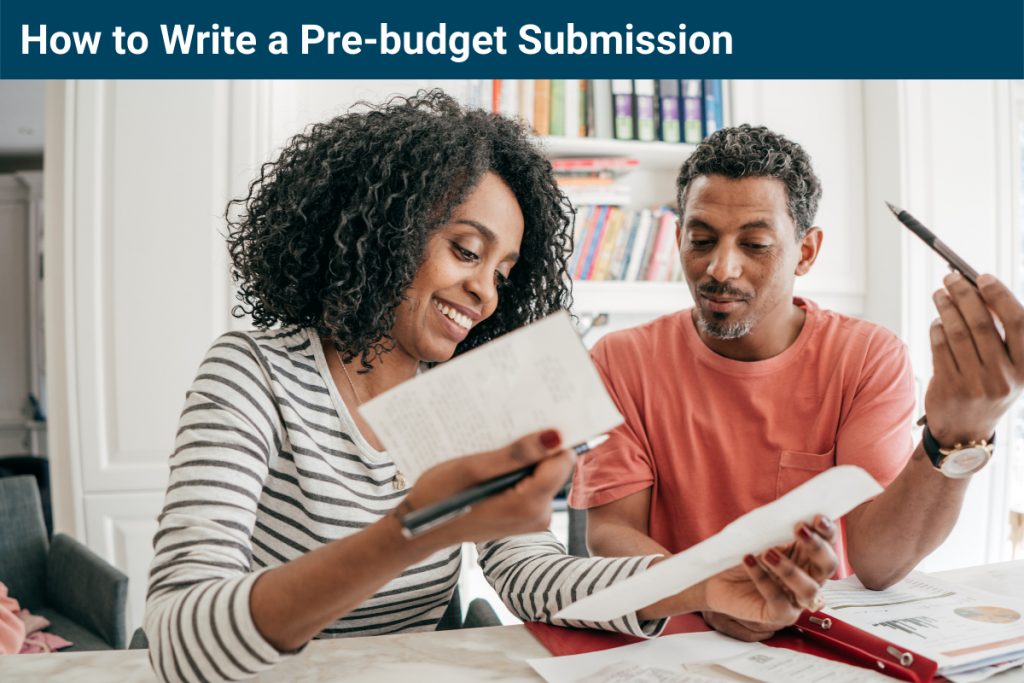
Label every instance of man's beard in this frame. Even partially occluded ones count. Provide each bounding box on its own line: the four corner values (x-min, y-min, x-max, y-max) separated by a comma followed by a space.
697, 311, 755, 340
695, 280, 754, 340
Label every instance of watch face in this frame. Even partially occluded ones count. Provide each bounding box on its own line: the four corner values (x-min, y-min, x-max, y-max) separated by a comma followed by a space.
940, 447, 992, 478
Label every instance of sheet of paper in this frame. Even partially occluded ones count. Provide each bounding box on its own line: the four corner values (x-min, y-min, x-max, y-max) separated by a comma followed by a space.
359, 311, 623, 483
821, 571, 1024, 673
932, 561, 1024, 602
945, 657, 1024, 683
573, 662, 722, 683
528, 632, 763, 683
716, 647, 894, 683
554, 466, 882, 622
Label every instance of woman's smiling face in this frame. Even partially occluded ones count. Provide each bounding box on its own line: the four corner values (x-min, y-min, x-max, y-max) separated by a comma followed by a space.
391, 171, 524, 364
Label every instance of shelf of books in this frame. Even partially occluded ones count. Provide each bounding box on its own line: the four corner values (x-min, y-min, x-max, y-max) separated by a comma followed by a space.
465, 78, 726, 316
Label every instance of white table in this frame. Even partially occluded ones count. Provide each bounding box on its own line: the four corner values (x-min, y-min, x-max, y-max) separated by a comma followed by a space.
0, 624, 552, 683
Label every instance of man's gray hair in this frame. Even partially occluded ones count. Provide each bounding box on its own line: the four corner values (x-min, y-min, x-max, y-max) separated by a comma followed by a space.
677, 124, 822, 239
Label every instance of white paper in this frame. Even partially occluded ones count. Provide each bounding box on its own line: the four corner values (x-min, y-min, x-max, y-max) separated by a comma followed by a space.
933, 561, 1024, 602
554, 466, 882, 622
359, 311, 623, 483
528, 632, 763, 683
821, 571, 1024, 674
573, 662, 721, 683
716, 647, 894, 683
945, 657, 1024, 683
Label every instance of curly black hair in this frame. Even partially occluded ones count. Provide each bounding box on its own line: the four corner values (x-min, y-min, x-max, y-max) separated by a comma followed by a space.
677, 124, 822, 239
226, 90, 574, 370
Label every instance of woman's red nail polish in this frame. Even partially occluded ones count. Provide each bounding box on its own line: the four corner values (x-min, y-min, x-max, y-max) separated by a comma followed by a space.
540, 430, 562, 449
743, 554, 757, 567
764, 549, 781, 566
798, 523, 813, 540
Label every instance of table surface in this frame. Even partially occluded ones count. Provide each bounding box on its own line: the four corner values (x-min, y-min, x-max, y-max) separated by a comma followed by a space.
0, 624, 553, 683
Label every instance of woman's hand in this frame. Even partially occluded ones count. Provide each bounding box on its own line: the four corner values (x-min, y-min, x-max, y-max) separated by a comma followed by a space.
699, 515, 839, 641
401, 429, 574, 548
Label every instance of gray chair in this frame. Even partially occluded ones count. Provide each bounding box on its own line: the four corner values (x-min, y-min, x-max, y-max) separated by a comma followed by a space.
0, 475, 128, 650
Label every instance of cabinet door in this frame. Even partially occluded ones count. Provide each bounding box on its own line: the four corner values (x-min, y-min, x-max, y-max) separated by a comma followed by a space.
84, 491, 165, 634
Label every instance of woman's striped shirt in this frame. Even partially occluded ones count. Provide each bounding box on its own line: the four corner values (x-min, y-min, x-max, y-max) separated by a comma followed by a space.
144, 326, 664, 683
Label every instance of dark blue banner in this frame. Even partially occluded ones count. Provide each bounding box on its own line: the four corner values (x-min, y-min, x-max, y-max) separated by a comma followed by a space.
3, 0, 1022, 79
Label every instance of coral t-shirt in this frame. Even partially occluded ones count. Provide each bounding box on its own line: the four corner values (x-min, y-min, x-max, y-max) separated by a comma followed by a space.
569, 298, 915, 578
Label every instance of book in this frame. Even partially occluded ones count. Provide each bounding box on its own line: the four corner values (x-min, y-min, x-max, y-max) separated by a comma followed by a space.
682, 79, 704, 143
534, 80, 552, 135
567, 206, 593, 277
658, 79, 681, 143
704, 78, 723, 137
549, 80, 565, 136
580, 206, 611, 280
551, 158, 640, 173
574, 206, 605, 280
636, 209, 664, 280
633, 80, 657, 142
610, 79, 634, 140
499, 79, 519, 119
607, 210, 638, 281
591, 208, 624, 281
645, 210, 678, 281
578, 80, 588, 137
519, 79, 535, 130
623, 209, 654, 282
492, 79, 501, 113
563, 79, 581, 139
592, 80, 614, 140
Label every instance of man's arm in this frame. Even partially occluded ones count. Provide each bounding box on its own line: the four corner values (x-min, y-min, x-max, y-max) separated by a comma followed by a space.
587, 488, 839, 640
846, 272, 1024, 589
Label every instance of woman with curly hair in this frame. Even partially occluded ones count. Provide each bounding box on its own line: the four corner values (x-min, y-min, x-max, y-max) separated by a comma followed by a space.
144, 91, 838, 683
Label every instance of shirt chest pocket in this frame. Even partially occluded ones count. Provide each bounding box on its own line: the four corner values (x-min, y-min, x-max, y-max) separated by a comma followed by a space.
776, 446, 836, 499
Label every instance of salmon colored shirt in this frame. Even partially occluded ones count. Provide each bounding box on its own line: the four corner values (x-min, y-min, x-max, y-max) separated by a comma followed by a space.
569, 298, 915, 578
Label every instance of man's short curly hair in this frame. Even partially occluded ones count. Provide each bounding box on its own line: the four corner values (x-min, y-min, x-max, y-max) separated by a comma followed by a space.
676, 124, 822, 239
226, 90, 573, 369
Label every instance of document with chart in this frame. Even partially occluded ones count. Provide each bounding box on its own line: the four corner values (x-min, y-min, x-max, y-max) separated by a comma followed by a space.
821, 571, 1024, 677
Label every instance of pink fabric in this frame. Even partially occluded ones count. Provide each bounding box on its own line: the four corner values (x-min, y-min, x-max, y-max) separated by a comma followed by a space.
0, 582, 74, 654
0, 583, 27, 655
20, 632, 73, 654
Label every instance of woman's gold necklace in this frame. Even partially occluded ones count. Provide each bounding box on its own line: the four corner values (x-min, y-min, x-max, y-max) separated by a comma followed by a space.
335, 346, 406, 490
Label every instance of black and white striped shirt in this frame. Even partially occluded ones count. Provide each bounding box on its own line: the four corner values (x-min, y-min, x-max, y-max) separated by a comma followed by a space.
144, 327, 664, 683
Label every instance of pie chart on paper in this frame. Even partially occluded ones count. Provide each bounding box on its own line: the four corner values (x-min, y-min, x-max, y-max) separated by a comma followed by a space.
953, 607, 1022, 624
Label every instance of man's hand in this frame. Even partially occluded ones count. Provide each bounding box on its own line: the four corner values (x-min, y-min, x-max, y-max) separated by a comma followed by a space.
926, 272, 1024, 446
402, 429, 574, 548
701, 515, 839, 641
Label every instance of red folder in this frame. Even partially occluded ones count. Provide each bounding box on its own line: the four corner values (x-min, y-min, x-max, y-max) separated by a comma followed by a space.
525, 611, 939, 683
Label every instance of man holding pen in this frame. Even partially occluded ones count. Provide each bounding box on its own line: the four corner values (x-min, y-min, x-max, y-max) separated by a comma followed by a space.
571, 124, 1024, 641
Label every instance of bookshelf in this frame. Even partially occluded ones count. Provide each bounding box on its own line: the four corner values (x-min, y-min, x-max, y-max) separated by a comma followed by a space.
541, 135, 697, 316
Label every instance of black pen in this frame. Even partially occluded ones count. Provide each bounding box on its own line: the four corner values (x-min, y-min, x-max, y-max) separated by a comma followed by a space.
886, 201, 980, 288
399, 435, 610, 538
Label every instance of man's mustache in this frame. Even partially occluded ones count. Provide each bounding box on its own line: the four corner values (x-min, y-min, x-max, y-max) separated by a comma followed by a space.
696, 280, 753, 301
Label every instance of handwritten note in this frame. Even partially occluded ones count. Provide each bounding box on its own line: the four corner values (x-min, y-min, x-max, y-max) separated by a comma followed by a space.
359, 311, 623, 483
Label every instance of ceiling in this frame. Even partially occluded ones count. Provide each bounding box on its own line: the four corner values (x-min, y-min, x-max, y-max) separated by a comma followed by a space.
0, 81, 46, 155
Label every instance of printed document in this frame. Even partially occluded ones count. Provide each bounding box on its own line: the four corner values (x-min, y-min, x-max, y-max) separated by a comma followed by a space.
822, 572, 1024, 675
359, 311, 623, 483
554, 466, 882, 622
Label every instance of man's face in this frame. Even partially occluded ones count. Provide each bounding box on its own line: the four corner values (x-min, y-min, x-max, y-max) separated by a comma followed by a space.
680, 174, 814, 343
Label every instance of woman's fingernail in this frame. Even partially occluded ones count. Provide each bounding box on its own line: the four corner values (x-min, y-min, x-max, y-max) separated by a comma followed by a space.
743, 554, 757, 567
817, 516, 832, 531
764, 549, 781, 566
540, 430, 562, 449
798, 523, 813, 540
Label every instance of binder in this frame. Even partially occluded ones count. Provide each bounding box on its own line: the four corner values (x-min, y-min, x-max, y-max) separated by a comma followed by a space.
549, 80, 566, 136
633, 80, 657, 142
657, 79, 681, 143
610, 79, 634, 140
525, 610, 939, 683
681, 79, 704, 143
